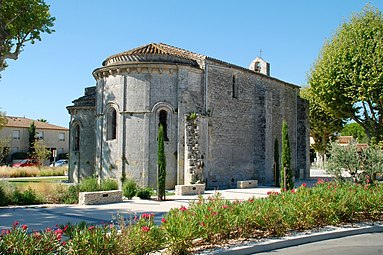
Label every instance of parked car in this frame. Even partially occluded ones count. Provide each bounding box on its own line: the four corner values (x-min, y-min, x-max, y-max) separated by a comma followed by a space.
50, 159, 68, 167
12, 159, 39, 168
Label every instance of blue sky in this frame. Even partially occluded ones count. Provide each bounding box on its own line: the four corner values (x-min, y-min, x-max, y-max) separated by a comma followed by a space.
1, 0, 382, 127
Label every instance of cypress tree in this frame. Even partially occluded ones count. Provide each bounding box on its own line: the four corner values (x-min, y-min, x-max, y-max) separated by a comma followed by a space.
274, 138, 280, 187
281, 120, 294, 191
28, 121, 36, 154
157, 124, 166, 201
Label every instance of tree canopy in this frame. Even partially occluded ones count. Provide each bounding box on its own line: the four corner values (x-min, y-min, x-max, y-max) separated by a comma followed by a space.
0, 0, 55, 71
300, 87, 344, 159
308, 5, 383, 142
0, 109, 6, 129
340, 122, 368, 143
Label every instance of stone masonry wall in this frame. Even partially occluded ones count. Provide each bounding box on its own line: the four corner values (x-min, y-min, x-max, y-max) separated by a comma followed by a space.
184, 113, 205, 184
205, 59, 303, 188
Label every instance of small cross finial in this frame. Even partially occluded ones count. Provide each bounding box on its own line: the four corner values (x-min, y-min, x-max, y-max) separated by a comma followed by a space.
259, 49, 263, 58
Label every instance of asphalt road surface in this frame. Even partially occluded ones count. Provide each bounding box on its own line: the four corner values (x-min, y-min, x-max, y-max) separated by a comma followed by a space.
255, 233, 383, 255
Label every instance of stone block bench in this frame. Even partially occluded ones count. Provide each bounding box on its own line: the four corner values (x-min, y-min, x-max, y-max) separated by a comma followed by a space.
79, 190, 123, 205
175, 184, 205, 195
237, 180, 258, 189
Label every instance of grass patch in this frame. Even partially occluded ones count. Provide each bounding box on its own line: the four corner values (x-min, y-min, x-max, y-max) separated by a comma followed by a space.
0, 166, 67, 178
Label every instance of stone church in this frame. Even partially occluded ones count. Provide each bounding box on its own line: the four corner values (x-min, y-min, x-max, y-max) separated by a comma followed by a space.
67, 43, 309, 189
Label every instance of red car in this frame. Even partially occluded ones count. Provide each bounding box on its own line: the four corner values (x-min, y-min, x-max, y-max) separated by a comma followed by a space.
12, 159, 39, 167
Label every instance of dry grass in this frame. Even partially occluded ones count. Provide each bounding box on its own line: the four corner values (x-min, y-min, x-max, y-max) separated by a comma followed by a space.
0, 166, 67, 178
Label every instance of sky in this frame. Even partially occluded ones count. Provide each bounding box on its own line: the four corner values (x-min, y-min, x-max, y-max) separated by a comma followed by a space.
1, 0, 382, 128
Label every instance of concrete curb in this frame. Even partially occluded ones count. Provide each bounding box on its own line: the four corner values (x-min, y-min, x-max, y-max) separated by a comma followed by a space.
211, 225, 383, 255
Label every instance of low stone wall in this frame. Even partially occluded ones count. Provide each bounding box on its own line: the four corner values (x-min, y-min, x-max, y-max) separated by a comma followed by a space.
79, 190, 123, 205
175, 184, 205, 195
237, 180, 258, 189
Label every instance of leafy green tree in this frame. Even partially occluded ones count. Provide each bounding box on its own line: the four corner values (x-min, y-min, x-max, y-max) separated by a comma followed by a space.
341, 122, 368, 143
157, 124, 166, 201
308, 6, 383, 142
0, 109, 6, 129
0, 137, 9, 164
0, 0, 55, 72
300, 87, 344, 167
37, 118, 47, 123
28, 121, 36, 153
32, 139, 50, 168
280, 120, 294, 191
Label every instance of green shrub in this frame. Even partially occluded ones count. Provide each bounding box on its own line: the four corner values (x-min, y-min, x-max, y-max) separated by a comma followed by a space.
122, 179, 137, 199
11, 187, 39, 205
100, 178, 118, 191
79, 176, 99, 192
136, 187, 153, 199
52, 184, 79, 204
0, 185, 7, 206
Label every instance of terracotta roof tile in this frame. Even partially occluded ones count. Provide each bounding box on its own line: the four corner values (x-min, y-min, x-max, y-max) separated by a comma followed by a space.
4, 116, 68, 131
102, 42, 206, 67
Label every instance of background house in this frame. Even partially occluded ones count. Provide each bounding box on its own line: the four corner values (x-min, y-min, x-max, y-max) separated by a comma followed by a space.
0, 116, 69, 164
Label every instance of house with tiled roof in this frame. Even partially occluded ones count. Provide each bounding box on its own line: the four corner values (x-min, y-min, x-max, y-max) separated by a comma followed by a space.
67, 43, 310, 189
0, 116, 69, 164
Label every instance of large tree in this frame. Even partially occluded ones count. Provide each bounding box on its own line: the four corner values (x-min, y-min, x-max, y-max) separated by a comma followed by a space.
308, 6, 383, 142
341, 122, 368, 143
300, 87, 344, 166
0, 108, 6, 129
0, 0, 55, 72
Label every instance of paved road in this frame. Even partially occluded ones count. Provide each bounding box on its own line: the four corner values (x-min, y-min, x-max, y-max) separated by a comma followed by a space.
255, 233, 383, 255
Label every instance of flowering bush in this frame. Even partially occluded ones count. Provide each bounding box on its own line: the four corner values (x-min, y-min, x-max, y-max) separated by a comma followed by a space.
0, 222, 67, 255
118, 212, 164, 254
1, 181, 383, 254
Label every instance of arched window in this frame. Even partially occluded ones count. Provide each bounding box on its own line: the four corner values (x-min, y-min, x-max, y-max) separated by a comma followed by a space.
73, 124, 80, 151
107, 107, 117, 140
159, 110, 169, 141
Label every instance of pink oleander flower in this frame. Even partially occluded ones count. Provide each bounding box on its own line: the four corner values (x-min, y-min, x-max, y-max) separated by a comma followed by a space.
13, 221, 19, 227
212, 211, 218, 216
45, 228, 51, 232
222, 205, 229, 209
88, 226, 95, 231
200, 222, 205, 227
248, 198, 254, 203
179, 206, 187, 211
291, 189, 296, 194
21, 224, 28, 231
63, 225, 68, 232
161, 218, 167, 223
302, 183, 307, 188
141, 226, 150, 232
34, 232, 41, 238
61, 241, 67, 246
141, 213, 150, 219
